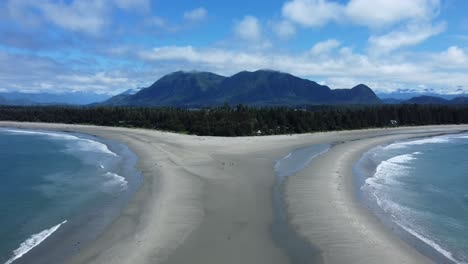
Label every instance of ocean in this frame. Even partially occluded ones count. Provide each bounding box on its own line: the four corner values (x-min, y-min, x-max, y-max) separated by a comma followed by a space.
356, 132, 468, 264
0, 128, 141, 264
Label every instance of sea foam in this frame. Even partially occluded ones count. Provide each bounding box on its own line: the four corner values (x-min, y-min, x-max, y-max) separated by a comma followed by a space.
399, 224, 466, 264
3, 129, 117, 156
364, 152, 420, 190
361, 134, 468, 264
3, 220, 67, 264
365, 176, 465, 263
103, 172, 128, 190
385, 137, 450, 150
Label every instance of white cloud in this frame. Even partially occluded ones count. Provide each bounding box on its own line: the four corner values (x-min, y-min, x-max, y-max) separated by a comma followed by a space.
147, 16, 183, 32
139, 46, 265, 69
282, 0, 440, 28
0, 51, 143, 94
345, 0, 440, 28
38, 0, 109, 35
5, 0, 151, 35
3, 42, 468, 95
183, 7, 208, 22
5, 0, 113, 35
369, 22, 446, 53
1, 0, 466, 95
434, 46, 468, 67
235, 15, 263, 41
58, 72, 129, 86
282, 0, 342, 27
273, 20, 296, 39
135, 44, 468, 94
309, 39, 341, 55
114, 0, 151, 11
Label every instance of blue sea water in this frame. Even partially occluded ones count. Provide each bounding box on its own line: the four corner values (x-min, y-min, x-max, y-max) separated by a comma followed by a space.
357, 133, 468, 264
0, 128, 141, 264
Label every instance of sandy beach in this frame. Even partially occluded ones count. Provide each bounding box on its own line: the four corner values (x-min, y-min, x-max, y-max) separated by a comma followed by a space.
2, 121, 468, 264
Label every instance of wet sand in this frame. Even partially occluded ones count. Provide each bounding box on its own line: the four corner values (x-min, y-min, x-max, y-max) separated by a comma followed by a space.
2, 122, 467, 264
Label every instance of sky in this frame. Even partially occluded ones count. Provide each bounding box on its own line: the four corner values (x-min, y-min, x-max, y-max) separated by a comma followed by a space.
1, 0, 468, 95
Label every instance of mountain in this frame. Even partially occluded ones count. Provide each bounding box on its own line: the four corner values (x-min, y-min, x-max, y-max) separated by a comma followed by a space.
0, 91, 111, 105
100, 88, 144, 106
210, 70, 332, 105
377, 90, 467, 100
381, 98, 404, 104
404, 96, 450, 104
400, 96, 468, 105
120, 71, 226, 106
121, 88, 144, 95
0, 95, 35, 106
450, 97, 468, 105
332, 84, 382, 104
102, 70, 382, 106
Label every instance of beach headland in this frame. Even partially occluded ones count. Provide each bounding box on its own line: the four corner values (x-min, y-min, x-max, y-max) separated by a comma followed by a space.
1, 121, 467, 264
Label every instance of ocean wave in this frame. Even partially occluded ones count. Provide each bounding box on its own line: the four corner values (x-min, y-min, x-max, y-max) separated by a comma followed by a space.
4, 220, 67, 264
398, 224, 466, 264
3, 129, 77, 140
361, 135, 468, 264
364, 152, 419, 189
72, 139, 117, 156
371, 193, 411, 221
452, 134, 468, 140
365, 188, 466, 264
385, 136, 450, 150
386, 152, 419, 164
2, 129, 117, 157
103, 172, 128, 190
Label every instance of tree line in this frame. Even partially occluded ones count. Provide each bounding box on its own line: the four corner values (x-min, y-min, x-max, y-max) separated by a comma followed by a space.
0, 104, 467, 136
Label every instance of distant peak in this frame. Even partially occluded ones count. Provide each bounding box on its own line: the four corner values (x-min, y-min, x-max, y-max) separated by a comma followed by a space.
255, 69, 282, 73
171, 70, 199, 75
167, 70, 225, 78
181, 70, 202, 74
121, 87, 143, 95
353, 84, 371, 89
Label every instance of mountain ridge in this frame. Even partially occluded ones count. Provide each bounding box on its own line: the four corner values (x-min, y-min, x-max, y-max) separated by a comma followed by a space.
402, 96, 468, 105
102, 70, 382, 106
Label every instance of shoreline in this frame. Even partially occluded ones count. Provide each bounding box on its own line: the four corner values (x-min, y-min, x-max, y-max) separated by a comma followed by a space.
1, 122, 468, 264
272, 144, 331, 264
354, 133, 467, 264
0, 128, 142, 264
286, 128, 468, 264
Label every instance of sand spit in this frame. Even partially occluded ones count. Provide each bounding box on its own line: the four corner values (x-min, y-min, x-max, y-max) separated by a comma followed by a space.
2, 122, 467, 264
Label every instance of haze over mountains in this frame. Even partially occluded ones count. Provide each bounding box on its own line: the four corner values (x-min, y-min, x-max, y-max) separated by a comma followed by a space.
0, 92, 110, 106
2, 70, 468, 107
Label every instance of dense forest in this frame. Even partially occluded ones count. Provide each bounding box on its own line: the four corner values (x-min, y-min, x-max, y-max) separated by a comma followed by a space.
0, 104, 468, 136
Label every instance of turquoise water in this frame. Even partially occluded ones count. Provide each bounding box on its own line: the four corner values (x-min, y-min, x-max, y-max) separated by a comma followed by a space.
357, 133, 468, 264
0, 128, 140, 264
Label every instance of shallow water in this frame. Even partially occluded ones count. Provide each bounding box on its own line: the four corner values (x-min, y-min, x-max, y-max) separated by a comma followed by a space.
272, 144, 330, 264
0, 128, 141, 264
357, 133, 468, 264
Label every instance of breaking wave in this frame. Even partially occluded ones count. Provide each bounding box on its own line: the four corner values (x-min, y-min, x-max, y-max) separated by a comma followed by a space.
4, 220, 67, 264
2, 129, 117, 156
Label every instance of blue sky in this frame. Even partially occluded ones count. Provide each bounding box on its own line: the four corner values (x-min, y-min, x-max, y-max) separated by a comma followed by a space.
1, 0, 468, 95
